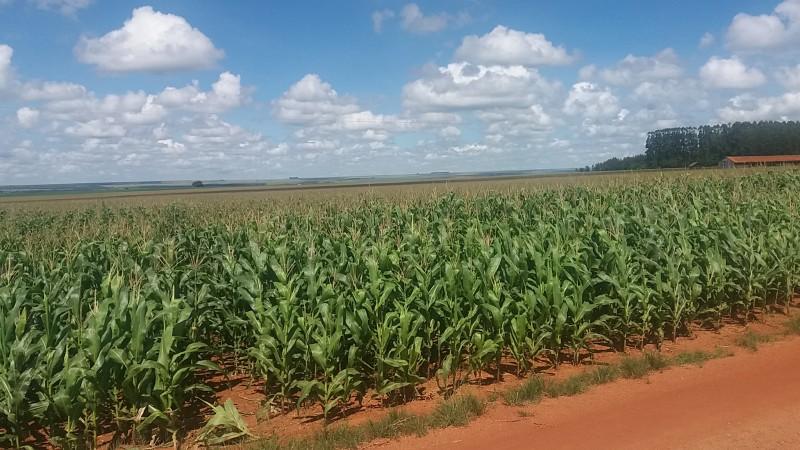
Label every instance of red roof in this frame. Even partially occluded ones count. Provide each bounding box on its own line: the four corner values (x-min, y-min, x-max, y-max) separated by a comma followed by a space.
724, 155, 800, 164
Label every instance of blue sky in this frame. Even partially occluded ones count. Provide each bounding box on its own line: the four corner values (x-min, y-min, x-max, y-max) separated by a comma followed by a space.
1, 0, 799, 183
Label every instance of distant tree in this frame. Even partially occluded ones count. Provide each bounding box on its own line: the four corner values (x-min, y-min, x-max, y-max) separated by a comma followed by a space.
592, 120, 800, 171
192, 181, 204, 187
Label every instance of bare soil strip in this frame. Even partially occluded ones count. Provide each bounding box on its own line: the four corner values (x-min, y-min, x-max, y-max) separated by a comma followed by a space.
377, 336, 800, 450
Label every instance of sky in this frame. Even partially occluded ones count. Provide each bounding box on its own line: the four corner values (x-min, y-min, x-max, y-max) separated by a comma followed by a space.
1, 1, 800, 184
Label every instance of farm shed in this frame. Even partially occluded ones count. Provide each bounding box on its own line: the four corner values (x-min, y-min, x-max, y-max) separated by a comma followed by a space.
719, 155, 800, 168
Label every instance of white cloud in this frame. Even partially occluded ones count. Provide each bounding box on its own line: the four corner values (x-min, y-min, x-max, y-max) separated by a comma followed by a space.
157, 138, 186, 154
0, 64, 276, 183
439, 125, 461, 138
372, 9, 394, 33
598, 49, 683, 86
718, 92, 800, 121
75, 6, 224, 72
156, 72, 244, 113
122, 95, 166, 125
400, 3, 468, 34
403, 62, 559, 111
373, 4, 468, 34
182, 115, 260, 146
31, 0, 91, 15
274, 74, 410, 156
449, 143, 490, 155
726, 0, 800, 51
777, 64, 800, 89
20, 81, 86, 101
454, 26, 576, 66
631, 78, 705, 104
65, 118, 127, 138
42, 90, 148, 122
479, 104, 553, 139
0, 44, 12, 90
296, 139, 339, 151
700, 56, 766, 88
16, 107, 40, 128
563, 82, 621, 119
273, 74, 360, 125
699, 32, 715, 48
336, 110, 396, 131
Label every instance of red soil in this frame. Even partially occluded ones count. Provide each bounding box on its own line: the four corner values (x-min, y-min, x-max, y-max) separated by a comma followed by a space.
217, 312, 800, 446
96, 309, 800, 449
378, 335, 800, 450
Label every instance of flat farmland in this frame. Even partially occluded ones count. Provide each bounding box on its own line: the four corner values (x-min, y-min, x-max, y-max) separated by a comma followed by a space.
1, 168, 799, 449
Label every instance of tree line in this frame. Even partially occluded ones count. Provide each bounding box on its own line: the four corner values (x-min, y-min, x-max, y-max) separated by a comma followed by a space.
590, 121, 800, 171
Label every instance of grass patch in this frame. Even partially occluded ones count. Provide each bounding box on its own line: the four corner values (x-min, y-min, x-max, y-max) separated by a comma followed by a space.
786, 316, 800, 335
584, 364, 620, 385
251, 397, 482, 450
644, 352, 670, 370
504, 352, 678, 407
671, 347, 731, 367
429, 394, 486, 428
544, 374, 589, 397
734, 331, 773, 351
618, 355, 651, 379
363, 410, 428, 440
503, 376, 546, 406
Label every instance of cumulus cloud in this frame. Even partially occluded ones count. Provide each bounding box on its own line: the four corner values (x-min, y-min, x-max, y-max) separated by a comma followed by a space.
65, 118, 127, 138
20, 81, 86, 101
479, 104, 554, 140
726, 0, 800, 51
563, 82, 621, 118
718, 92, 800, 121
25, 72, 245, 129
777, 64, 800, 89
631, 78, 705, 103
16, 107, 40, 128
372, 4, 468, 34
156, 72, 245, 113
31, 0, 91, 15
439, 125, 461, 138
700, 56, 766, 88
273, 74, 411, 157
273, 74, 361, 125
372, 9, 394, 32
403, 62, 559, 111
0, 44, 12, 90
75, 6, 224, 72
598, 49, 683, 85
401, 4, 446, 33
454, 26, 576, 66
400, 3, 467, 34
699, 32, 716, 48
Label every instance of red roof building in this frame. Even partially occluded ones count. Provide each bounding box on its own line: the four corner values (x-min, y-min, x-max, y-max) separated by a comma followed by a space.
719, 155, 800, 168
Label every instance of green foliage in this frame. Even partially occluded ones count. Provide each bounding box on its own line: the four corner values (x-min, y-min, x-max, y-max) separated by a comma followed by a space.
197, 399, 253, 445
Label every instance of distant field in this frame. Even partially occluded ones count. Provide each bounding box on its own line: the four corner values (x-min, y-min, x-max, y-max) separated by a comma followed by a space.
0, 167, 761, 210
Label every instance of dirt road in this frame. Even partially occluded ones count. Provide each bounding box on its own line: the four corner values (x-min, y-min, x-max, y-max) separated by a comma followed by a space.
379, 337, 800, 450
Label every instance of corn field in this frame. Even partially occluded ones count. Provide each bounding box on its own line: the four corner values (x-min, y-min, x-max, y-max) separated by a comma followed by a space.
1, 172, 799, 448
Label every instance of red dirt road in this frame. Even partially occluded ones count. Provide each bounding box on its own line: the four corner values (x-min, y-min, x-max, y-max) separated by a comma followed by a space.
378, 337, 800, 450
